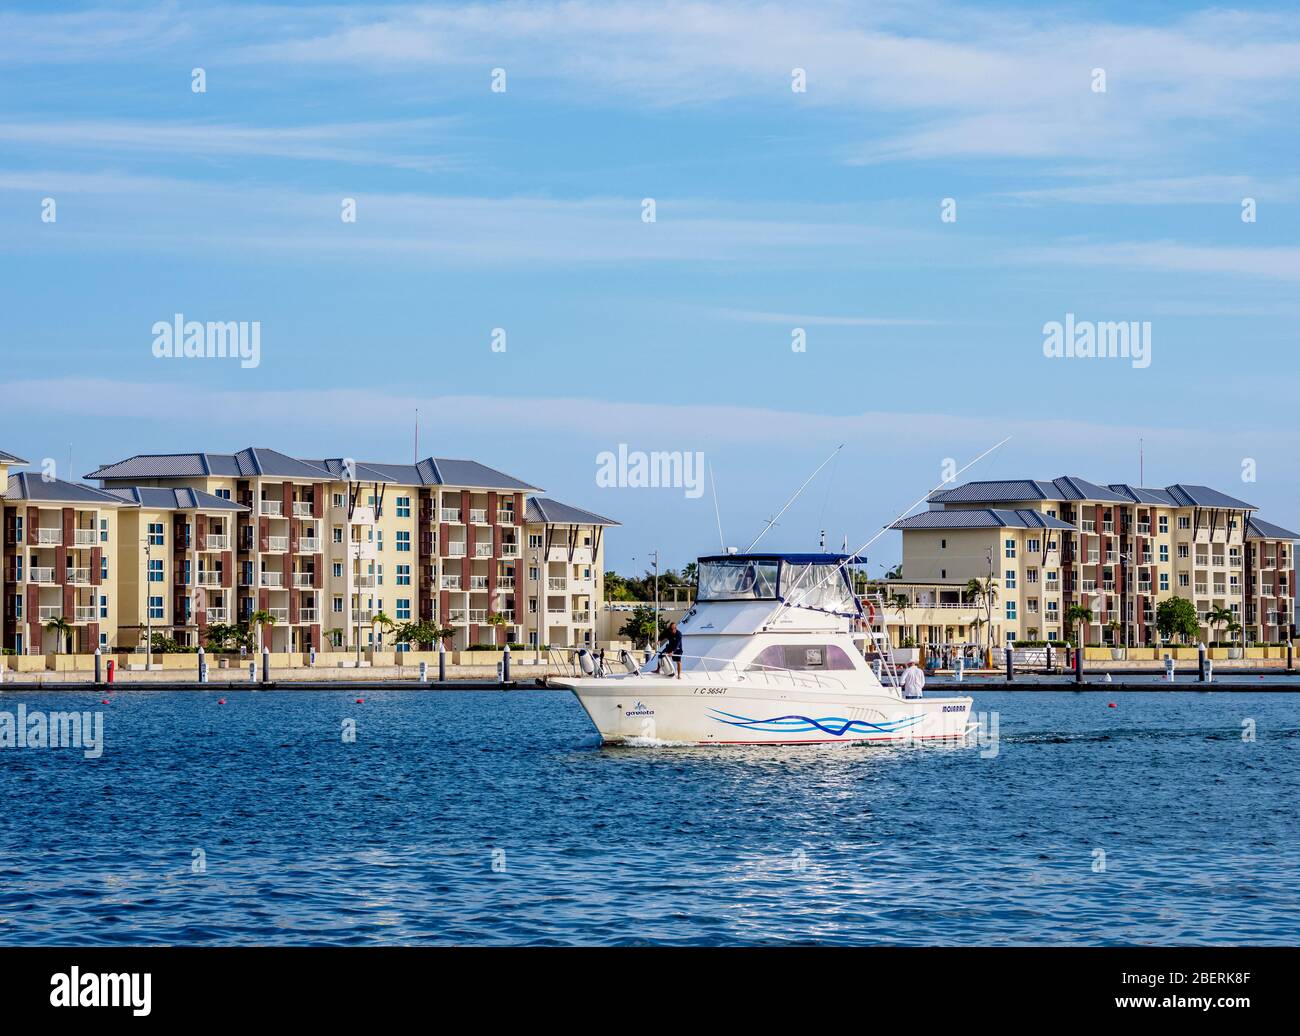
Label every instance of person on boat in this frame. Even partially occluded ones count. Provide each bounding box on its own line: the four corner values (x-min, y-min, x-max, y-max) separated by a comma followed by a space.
900, 660, 925, 699
661, 621, 684, 679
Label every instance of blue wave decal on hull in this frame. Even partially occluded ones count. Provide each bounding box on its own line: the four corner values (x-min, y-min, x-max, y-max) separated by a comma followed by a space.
706, 708, 925, 737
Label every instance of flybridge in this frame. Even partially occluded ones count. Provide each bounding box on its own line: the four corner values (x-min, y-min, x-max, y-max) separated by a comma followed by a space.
694, 553, 861, 616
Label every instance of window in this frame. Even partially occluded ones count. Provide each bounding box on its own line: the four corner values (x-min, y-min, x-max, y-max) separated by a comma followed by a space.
396, 641, 409, 653
1179, 574, 1189, 587
183, 559, 191, 584
333, 527, 343, 543
747, 644, 857, 672
1046, 600, 1058, 615
940, 568, 947, 579
1047, 509, 1057, 518
1160, 573, 1169, 591
333, 597, 343, 613
528, 597, 537, 614
1159, 516, 1169, 534
940, 538, 947, 549
14, 556, 21, 581
1159, 545, 1169, 562
99, 632, 108, 648
396, 496, 411, 518
396, 599, 411, 620
333, 562, 342, 578
376, 563, 384, 586
375, 530, 383, 550
1178, 544, 1189, 558
14, 516, 22, 540
1004, 569, 1016, 589
1005, 631, 1016, 644
1027, 538, 1040, 553
529, 534, 544, 548
396, 564, 411, 585
148, 596, 164, 619
333, 493, 344, 508
396, 531, 410, 552
1005, 539, 1016, 559
148, 559, 163, 583
100, 518, 109, 543
100, 595, 108, 619
1006, 602, 1016, 620
1178, 516, 1190, 529
147, 522, 164, 546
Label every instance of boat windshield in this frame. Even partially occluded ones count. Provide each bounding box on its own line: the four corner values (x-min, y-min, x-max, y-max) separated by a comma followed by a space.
779, 562, 857, 615
697, 558, 779, 601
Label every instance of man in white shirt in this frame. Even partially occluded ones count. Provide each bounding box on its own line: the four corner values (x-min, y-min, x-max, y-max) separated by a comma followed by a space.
900, 660, 925, 699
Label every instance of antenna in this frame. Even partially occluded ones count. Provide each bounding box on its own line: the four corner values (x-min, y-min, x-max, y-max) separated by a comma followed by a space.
1139, 437, 1144, 485
776, 436, 1012, 618
709, 463, 726, 550
414, 408, 420, 463
745, 444, 844, 553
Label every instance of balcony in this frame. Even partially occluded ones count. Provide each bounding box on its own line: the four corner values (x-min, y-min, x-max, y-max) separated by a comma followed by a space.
497, 510, 515, 525
36, 528, 62, 545
441, 508, 462, 522
500, 544, 519, 559
351, 609, 374, 623
38, 605, 63, 620
205, 534, 230, 550
261, 571, 283, 587
293, 501, 314, 517
446, 542, 467, 557
469, 508, 488, 524
206, 607, 228, 622
73, 529, 98, 546
497, 576, 515, 589
571, 611, 591, 623
266, 535, 288, 552
1085, 553, 1100, 564
196, 571, 223, 585
299, 609, 318, 623
1136, 524, 1151, 536
547, 577, 567, 591
65, 568, 91, 585
268, 607, 289, 622
469, 576, 490, 590
468, 609, 488, 623
1138, 582, 1153, 594
260, 499, 283, 516
29, 566, 55, 584
292, 573, 315, 588
75, 606, 96, 623
441, 576, 462, 590
448, 609, 467, 624
1195, 556, 1209, 568
1081, 520, 1096, 533
299, 537, 321, 553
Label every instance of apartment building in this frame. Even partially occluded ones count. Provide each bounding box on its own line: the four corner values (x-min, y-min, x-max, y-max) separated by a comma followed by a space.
0, 450, 26, 654
522, 498, 619, 650
887, 476, 1296, 647
2, 473, 121, 655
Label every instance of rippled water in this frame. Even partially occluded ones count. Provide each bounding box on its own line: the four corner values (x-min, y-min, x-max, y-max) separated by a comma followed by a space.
1, 689, 1296, 945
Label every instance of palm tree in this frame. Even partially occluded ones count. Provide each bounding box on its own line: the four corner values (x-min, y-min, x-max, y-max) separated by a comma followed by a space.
1206, 605, 1234, 645
486, 611, 509, 646
1065, 604, 1093, 650
249, 608, 276, 651
966, 576, 999, 655
44, 615, 72, 655
371, 610, 395, 648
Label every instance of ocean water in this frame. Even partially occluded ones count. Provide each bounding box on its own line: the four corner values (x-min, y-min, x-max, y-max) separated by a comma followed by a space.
1, 689, 1296, 946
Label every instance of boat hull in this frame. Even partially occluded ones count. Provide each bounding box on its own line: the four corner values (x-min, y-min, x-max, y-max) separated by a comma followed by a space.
557, 676, 975, 746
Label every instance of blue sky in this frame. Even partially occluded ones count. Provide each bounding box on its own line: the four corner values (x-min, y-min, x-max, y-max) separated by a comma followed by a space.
2, 0, 1298, 574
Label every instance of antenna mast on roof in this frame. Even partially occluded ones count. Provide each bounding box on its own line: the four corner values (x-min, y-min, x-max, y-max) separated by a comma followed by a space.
414, 408, 419, 464
1139, 437, 1144, 485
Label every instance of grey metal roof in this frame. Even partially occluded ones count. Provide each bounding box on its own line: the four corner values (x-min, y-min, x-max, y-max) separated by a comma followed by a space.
89, 449, 540, 490
526, 497, 621, 526
931, 476, 1130, 504
1107, 484, 1178, 506
1162, 484, 1256, 510
5, 473, 124, 504
891, 508, 1074, 531
0, 449, 28, 465
102, 486, 248, 511
1246, 517, 1300, 540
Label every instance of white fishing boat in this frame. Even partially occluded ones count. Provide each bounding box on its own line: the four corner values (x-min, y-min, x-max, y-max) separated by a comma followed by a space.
553, 552, 975, 746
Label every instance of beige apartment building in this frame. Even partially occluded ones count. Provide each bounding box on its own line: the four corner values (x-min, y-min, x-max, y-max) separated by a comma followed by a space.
5, 445, 620, 656
884, 476, 1296, 649
522, 498, 619, 650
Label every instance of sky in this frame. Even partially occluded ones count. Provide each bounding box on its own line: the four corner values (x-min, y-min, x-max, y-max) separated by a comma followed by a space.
1, 0, 1298, 575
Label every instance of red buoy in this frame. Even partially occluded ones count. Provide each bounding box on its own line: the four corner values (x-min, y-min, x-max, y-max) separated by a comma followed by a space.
218, 699, 226, 705
101, 699, 109, 705
356, 698, 365, 704
1108, 702, 1117, 708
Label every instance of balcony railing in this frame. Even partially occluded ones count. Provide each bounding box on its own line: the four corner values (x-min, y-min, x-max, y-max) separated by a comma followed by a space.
500, 544, 519, 558
38, 605, 63, 620
441, 577, 462, 590
571, 611, 591, 623
36, 528, 62, 545
474, 544, 493, 558
196, 571, 223, 585
497, 577, 515, 589
299, 609, 318, 623
497, 510, 515, 524
261, 571, 283, 587
260, 500, 283, 516
1136, 524, 1151, 535
469, 508, 488, 524
293, 573, 315, 588
205, 534, 230, 550
355, 575, 375, 588
29, 567, 54, 583
268, 607, 289, 622
65, 568, 90, 585
446, 542, 467, 557
448, 609, 467, 623
73, 529, 97, 546
441, 508, 462, 522
469, 576, 489, 590
351, 609, 374, 622
547, 577, 567, 590
468, 609, 488, 623
206, 607, 228, 622
293, 501, 314, 517
299, 537, 321, 553
75, 606, 96, 622
267, 536, 288, 551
